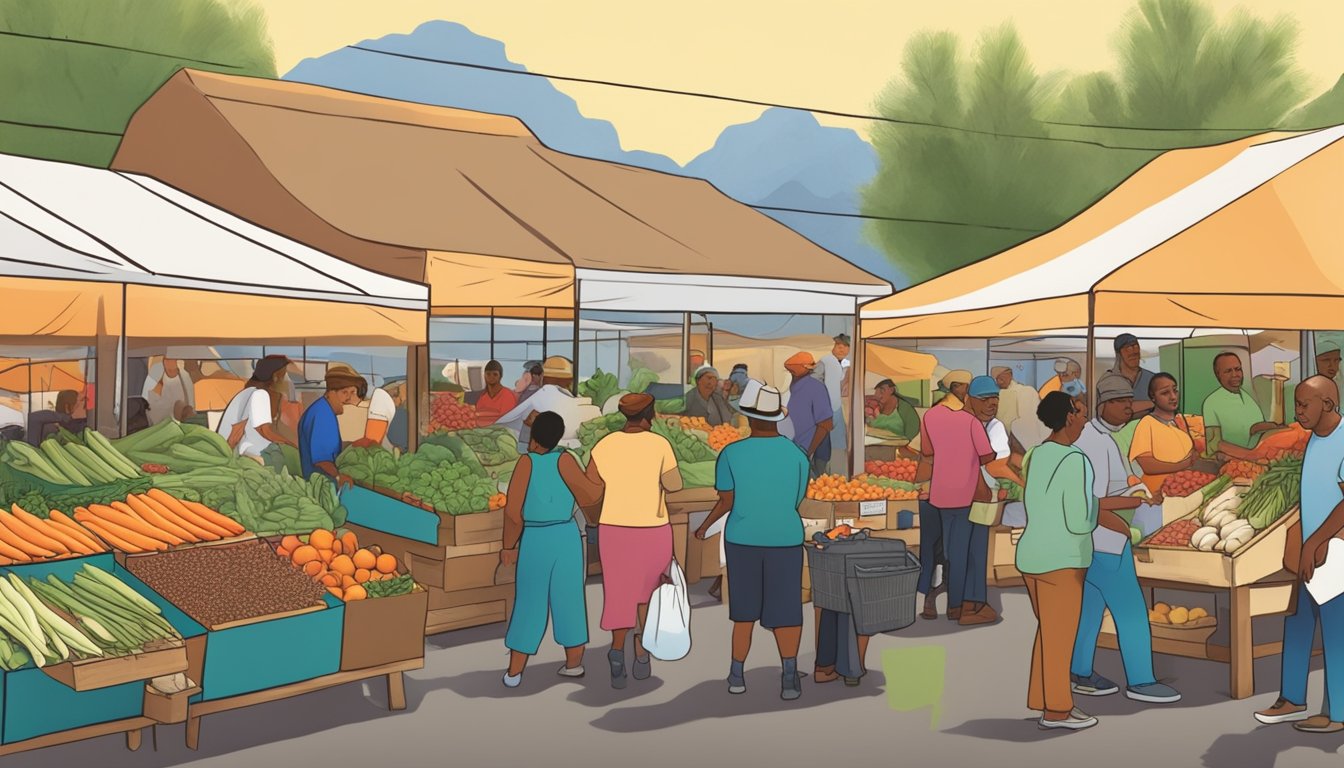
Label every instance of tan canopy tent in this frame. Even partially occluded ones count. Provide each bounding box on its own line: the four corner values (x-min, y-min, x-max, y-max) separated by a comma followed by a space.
862, 125, 1344, 338
113, 69, 890, 316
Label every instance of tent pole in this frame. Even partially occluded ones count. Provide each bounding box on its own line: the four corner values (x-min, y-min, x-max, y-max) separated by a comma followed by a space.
1086, 293, 1097, 414
572, 280, 581, 395
681, 313, 691, 392
850, 304, 863, 476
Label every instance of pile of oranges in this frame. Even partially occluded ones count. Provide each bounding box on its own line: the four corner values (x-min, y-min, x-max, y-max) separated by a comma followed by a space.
678, 416, 714, 433
488, 493, 508, 512
707, 424, 745, 452
277, 528, 401, 601
864, 459, 918, 482
807, 474, 917, 502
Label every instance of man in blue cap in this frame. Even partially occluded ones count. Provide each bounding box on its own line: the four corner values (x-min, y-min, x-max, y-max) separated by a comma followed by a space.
959, 375, 1021, 626
1109, 334, 1156, 418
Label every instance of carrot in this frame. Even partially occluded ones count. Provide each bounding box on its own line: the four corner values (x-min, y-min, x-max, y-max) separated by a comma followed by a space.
125, 495, 195, 542
75, 515, 139, 552
140, 494, 218, 541
181, 499, 245, 537
148, 489, 231, 538
87, 504, 176, 545
7, 505, 70, 554
109, 501, 184, 545
48, 511, 106, 552
0, 514, 56, 558
19, 509, 92, 555
0, 528, 30, 561
74, 510, 166, 552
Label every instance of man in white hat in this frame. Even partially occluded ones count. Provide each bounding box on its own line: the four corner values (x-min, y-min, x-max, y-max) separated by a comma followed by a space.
495, 356, 600, 450
695, 379, 810, 702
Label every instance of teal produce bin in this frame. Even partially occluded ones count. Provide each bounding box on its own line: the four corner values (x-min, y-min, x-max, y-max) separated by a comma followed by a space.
0, 554, 203, 744
342, 485, 440, 545
197, 594, 344, 702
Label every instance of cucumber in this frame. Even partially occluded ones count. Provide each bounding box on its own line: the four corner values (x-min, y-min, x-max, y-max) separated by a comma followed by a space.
64, 444, 118, 484
84, 430, 143, 478
3, 441, 68, 485
39, 439, 91, 486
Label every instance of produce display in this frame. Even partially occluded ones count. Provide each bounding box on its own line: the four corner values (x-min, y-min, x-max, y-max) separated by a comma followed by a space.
1237, 454, 1301, 531
1145, 519, 1202, 548
71, 490, 244, 554
1220, 459, 1267, 482
456, 426, 518, 467
626, 363, 659, 395
0, 476, 154, 521
677, 416, 713, 433
577, 370, 621, 410
277, 528, 412, 602
864, 459, 918, 482
109, 420, 237, 475
126, 539, 328, 629
152, 465, 347, 536
858, 475, 921, 500
864, 395, 880, 421
651, 419, 717, 464
1189, 483, 1254, 553
576, 414, 626, 460
1161, 470, 1219, 498
395, 444, 502, 516
0, 566, 180, 671
1149, 602, 1210, 626
867, 412, 907, 435
428, 392, 475, 432
3, 431, 144, 487
0, 504, 108, 562
707, 424, 746, 452
808, 474, 918, 502
1245, 424, 1310, 462
654, 398, 685, 415
335, 445, 400, 489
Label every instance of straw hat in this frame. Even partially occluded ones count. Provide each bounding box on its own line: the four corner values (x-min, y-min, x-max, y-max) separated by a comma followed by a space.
542, 356, 574, 379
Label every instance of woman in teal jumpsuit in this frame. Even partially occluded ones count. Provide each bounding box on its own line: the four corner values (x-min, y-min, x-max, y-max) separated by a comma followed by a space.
501, 411, 605, 687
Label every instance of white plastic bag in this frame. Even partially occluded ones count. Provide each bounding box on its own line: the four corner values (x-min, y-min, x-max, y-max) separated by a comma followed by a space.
643, 558, 692, 661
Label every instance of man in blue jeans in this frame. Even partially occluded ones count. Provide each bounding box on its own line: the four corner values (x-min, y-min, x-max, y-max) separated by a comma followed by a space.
1254, 375, 1344, 732
1070, 375, 1181, 703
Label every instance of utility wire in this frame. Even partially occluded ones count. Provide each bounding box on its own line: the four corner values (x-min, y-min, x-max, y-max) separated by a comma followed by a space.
0, 29, 246, 69
0, 118, 121, 137
345, 44, 1287, 151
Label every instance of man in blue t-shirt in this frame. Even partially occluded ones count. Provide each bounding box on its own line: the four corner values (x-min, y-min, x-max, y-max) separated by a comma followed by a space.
298, 363, 366, 488
695, 379, 810, 702
1255, 375, 1344, 732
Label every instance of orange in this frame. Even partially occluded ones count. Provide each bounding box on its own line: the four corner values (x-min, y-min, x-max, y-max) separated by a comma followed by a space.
291, 545, 319, 565
331, 554, 356, 577
376, 553, 398, 574
355, 568, 372, 583
276, 546, 292, 559
281, 535, 302, 552
321, 573, 341, 588
352, 548, 377, 571
327, 586, 345, 600
303, 560, 324, 578
341, 531, 359, 553
331, 540, 344, 556
319, 549, 334, 565
341, 574, 357, 589
309, 529, 335, 551
344, 585, 367, 601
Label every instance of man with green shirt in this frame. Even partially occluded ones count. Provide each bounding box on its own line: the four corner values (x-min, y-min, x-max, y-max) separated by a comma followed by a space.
1203, 352, 1280, 459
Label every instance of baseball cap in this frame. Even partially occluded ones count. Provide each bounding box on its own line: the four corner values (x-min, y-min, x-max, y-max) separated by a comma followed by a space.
1096, 373, 1135, 404
1114, 333, 1140, 352
785, 352, 817, 370
968, 376, 1000, 399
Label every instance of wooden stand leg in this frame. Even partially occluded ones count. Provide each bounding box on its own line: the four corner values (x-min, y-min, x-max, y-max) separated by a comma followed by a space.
186, 715, 201, 751
126, 728, 142, 751
672, 521, 688, 574
387, 671, 407, 711
1230, 585, 1253, 699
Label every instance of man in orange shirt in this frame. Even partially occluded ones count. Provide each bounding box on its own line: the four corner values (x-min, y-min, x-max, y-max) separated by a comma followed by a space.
474, 360, 518, 427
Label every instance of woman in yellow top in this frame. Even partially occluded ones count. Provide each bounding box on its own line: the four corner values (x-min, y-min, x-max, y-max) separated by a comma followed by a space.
1128, 373, 1198, 497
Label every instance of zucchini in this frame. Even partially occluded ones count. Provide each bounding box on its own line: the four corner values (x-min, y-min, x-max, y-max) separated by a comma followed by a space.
39, 440, 91, 486
84, 430, 143, 478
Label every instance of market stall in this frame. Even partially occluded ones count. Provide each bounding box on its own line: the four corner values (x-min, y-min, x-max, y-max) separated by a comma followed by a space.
860, 123, 1344, 699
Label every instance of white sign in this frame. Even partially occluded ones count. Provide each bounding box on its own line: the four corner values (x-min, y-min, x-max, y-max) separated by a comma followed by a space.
859, 500, 887, 518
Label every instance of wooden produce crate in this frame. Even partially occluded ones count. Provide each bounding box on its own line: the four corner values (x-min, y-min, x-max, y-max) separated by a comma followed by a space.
1134, 506, 1299, 589
143, 679, 202, 725
341, 585, 430, 671
42, 638, 188, 692
426, 583, 514, 635
990, 527, 1024, 587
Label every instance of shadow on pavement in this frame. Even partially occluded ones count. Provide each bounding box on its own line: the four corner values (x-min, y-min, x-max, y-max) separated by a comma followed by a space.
1202, 725, 1344, 767
944, 717, 1079, 743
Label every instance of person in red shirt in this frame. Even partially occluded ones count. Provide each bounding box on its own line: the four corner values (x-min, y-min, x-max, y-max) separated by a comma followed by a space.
475, 360, 519, 427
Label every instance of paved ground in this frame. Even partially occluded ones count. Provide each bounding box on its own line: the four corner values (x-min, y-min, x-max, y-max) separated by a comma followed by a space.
8, 582, 1344, 768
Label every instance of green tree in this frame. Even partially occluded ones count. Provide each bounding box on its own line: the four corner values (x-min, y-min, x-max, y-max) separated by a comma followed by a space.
0, 0, 275, 167
865, 0, 1321, 285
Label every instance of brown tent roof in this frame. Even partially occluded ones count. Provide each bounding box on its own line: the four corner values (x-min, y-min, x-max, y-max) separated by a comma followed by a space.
113, 70, 888, 307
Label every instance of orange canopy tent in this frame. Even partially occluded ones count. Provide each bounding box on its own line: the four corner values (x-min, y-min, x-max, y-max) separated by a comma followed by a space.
0, 359, 85, 394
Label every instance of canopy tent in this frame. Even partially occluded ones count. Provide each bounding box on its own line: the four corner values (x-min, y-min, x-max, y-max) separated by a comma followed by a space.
0, 152, 428, 345
862, 125, 1344, 338
112, 69, 890, 316
0, 359, 85, 394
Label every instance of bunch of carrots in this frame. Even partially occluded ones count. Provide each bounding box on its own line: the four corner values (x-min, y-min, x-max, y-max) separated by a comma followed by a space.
72, 489, 245, 554
0, 504, 108, 563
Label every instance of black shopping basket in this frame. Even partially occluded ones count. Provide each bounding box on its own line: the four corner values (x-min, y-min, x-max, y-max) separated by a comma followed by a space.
806, 533, 921, 634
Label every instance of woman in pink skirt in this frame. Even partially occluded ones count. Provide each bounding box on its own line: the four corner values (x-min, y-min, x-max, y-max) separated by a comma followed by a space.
585, 393, 682, 689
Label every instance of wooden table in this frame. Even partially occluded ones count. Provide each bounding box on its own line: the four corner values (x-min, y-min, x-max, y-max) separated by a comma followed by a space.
0, 716, 153, 757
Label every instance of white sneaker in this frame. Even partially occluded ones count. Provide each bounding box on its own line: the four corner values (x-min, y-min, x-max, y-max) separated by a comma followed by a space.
1039, 708, 1098, 731
502, 672, 522, 689
557, 665, 586, 679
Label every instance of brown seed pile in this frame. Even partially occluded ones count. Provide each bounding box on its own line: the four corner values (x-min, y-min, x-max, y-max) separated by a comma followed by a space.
127, 540, 327, 629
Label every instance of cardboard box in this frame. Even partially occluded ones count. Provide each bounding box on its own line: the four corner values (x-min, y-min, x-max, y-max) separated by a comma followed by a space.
800, 498, 903, 528
885, 500, 920, 531
142, 679, 201, 724
341, 586, 429, 671
42, 639, 188, 692
407, 549, 514, 592
426, 601, 508, 635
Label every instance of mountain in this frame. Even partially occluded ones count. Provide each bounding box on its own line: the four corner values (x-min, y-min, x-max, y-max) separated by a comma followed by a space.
284, 20, 680, 173
284, 21, 903, 285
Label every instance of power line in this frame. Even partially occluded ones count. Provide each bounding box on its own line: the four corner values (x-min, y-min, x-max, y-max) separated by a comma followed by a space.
1042, 119, 1280, 133
751, 204, 1041, 232
345, 44, 1280, 152
0, 29, 246, 69
0, 118, 121, 137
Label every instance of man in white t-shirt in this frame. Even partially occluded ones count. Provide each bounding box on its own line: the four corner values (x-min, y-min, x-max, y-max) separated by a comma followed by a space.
353, 384, 400, 450
814, 334, 851, 474
495, 357, 600, 450
216, 355, 296, 463
143, 358, 195, 426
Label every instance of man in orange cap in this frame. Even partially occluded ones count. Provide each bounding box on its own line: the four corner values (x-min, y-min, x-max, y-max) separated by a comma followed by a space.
784, 351, 833, 480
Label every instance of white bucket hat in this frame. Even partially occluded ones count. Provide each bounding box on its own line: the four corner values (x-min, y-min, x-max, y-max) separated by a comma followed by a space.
734, 379, 786, 422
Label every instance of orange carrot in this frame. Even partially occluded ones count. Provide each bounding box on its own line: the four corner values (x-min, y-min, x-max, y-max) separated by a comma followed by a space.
140, 494, 218, 541
125, 495, 195, 541
75, 515, 138, 552
0, 528, 29, 561
0, 514, 56, 558
109, 501, 184, 545
48, 511, 106, 552
180, 500, 245, 537
21, 510, 92, 555
87, 504, 175, 545
7, 506, 70, 554
74, 510, 166, 552
148, 490, 230, 538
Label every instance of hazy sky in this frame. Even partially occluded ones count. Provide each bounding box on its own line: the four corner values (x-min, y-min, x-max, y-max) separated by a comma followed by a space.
258, 0, 1344, 164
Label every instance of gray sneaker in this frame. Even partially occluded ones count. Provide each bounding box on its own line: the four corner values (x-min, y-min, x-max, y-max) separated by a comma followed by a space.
1126, 682, 1182, 704
781, 671, 802, 701
633, 655, 652, 681
1039, 708, 1098, 731
1071, 672, 1120, 697
728, 673, 747, 695
608, 649, 627, 690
